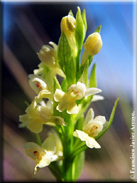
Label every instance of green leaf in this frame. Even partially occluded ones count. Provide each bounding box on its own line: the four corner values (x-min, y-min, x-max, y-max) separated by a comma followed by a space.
88, 55, 94, 65
72, 151, 85, 181
95, 98, 119, 141
73, 95, 93, 122
74, 115, 84, 131
68, 10, 74, 17
95, 25, 102, 33
75, 6, 84, 50
79, 59, 89, 86
89, 63, 97, 88
61, 78, 68, 92
82, 9, 87, 38
57, 32, 76, 86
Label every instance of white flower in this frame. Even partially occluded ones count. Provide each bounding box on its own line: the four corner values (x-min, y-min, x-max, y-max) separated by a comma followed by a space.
54, 81, 101, 114
73, 108, 106, 148
24, 131, 63, 175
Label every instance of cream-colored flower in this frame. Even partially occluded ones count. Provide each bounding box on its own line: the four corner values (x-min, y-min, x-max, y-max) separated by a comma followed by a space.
28, 74, 50, 94
81, 32, 102, 65
24, 132, 63, 175
54, 82, 101, 114
38, 42, 65, 78
19, 97, 65, 133
73, 108, 106, 148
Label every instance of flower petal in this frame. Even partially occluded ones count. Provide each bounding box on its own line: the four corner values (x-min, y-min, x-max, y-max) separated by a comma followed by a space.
93, 116, 106, 125
34, 154, 53, 175
85, 136, 101, 148
42, 134, 56, 154
69, 82, 86, 99
50, 116, 66, 126
73, 130, 101, 148
83, 121, 104, 137
28, 74, 48, 94
73, 130, 89, 141
37, 106, 52, 120
54, 89, 65, 102
83, 108, 94, 127
92, 95, 104, 102
85, 88, 102, 97
19, 114, 30, 127
56, 93, 70, 112
27, 120, 43, 133
54, 67, 66, 78
36, 90, 52, 102
67, 102, 79, 114
24, 142, 41, 160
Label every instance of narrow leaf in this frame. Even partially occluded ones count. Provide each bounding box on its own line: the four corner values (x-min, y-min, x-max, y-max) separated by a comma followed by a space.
57, 32, 76, 86
75, 6, 84, 50
68, 10, 74, 17
95, 25, 102, 33
82, 9, 87, 39
95, 98, 119, 141
74, 115, 84, 131
72, 151, 85, 181
89, 63, 97, 88
79, 59, 89, 86
61, 78, 68, 92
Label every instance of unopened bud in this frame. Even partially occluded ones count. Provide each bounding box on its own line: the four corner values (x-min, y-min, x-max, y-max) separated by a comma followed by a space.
61, 15, 76, 36
84, 32, 102, 55
38, 42, 57, 68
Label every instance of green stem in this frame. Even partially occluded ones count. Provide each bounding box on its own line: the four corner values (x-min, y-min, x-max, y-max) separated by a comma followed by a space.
35, 133, 42, 146
62, 117, 74, 181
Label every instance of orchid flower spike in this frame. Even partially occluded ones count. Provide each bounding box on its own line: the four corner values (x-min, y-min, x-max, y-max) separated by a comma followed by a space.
73, 108, 106, 148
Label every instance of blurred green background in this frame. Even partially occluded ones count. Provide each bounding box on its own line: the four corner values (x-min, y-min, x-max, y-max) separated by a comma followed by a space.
2, 1, 136, 182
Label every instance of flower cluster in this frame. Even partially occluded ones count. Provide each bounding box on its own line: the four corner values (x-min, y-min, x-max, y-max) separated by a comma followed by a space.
19, 7, 118, 182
